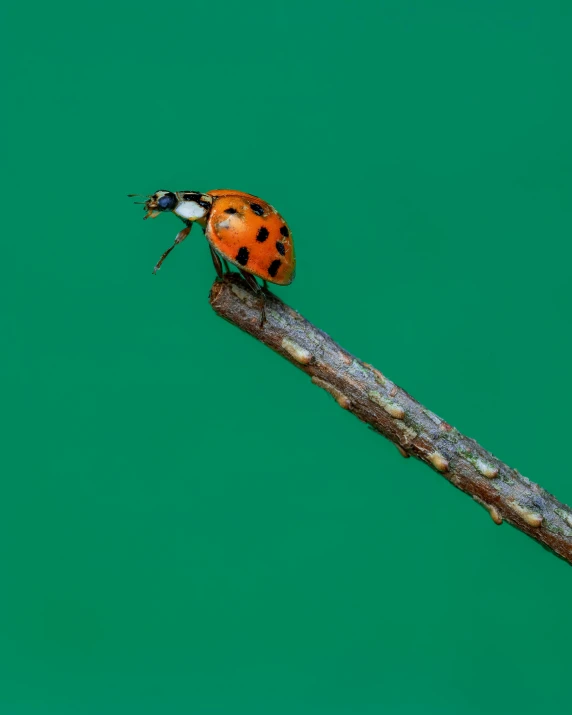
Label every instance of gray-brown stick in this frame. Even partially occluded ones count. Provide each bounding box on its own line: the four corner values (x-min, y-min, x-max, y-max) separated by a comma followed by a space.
209, 274, 572, 566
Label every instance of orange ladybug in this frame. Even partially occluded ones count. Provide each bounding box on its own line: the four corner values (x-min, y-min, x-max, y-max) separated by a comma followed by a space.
129, 190, 295, 320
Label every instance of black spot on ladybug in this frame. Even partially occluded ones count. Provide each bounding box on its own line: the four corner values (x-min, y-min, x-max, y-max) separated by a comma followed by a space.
250, 203, 265, 216
268, 259, 281, 277
256, 227, 269, 242
276, 241, 286, 256
224, 207, 238, 214
236, 247, 250, 266
280, 225, 289, 237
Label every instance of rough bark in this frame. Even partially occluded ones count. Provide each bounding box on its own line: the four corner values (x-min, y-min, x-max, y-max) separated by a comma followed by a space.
209, 274, 572, 566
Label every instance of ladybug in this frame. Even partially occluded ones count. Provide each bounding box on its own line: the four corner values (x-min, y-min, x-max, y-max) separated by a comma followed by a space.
129, 189, 295, 323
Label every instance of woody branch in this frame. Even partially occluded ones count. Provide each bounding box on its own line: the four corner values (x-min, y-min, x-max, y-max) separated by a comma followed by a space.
209, 273, 572, 566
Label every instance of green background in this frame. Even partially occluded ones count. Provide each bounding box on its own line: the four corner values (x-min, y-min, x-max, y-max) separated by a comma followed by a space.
2, 1, 572, 712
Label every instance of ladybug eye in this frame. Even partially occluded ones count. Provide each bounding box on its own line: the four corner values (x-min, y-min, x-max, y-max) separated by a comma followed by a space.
157, 192, 177, 210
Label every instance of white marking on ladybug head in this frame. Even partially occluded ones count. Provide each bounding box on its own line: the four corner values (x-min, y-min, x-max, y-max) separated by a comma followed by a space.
174, 201, 207, 220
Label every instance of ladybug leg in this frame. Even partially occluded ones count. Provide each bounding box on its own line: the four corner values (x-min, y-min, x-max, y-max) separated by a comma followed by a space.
152, 224, 192, 275
221, 257, 232, 274
239, 269, 267, 327
209, 246, 224, 280
260, 279, 275, 300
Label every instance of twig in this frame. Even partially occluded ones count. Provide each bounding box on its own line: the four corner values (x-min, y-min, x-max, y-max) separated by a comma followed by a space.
209, 274, 572, 566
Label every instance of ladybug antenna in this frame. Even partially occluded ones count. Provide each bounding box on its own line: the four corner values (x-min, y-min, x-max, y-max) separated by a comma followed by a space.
128, 193, 151, 202
128, 193, 152, 206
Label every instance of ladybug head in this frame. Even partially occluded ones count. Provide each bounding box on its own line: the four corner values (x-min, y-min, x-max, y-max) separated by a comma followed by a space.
140, 190, 177, 219
129, 189, 212, 222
